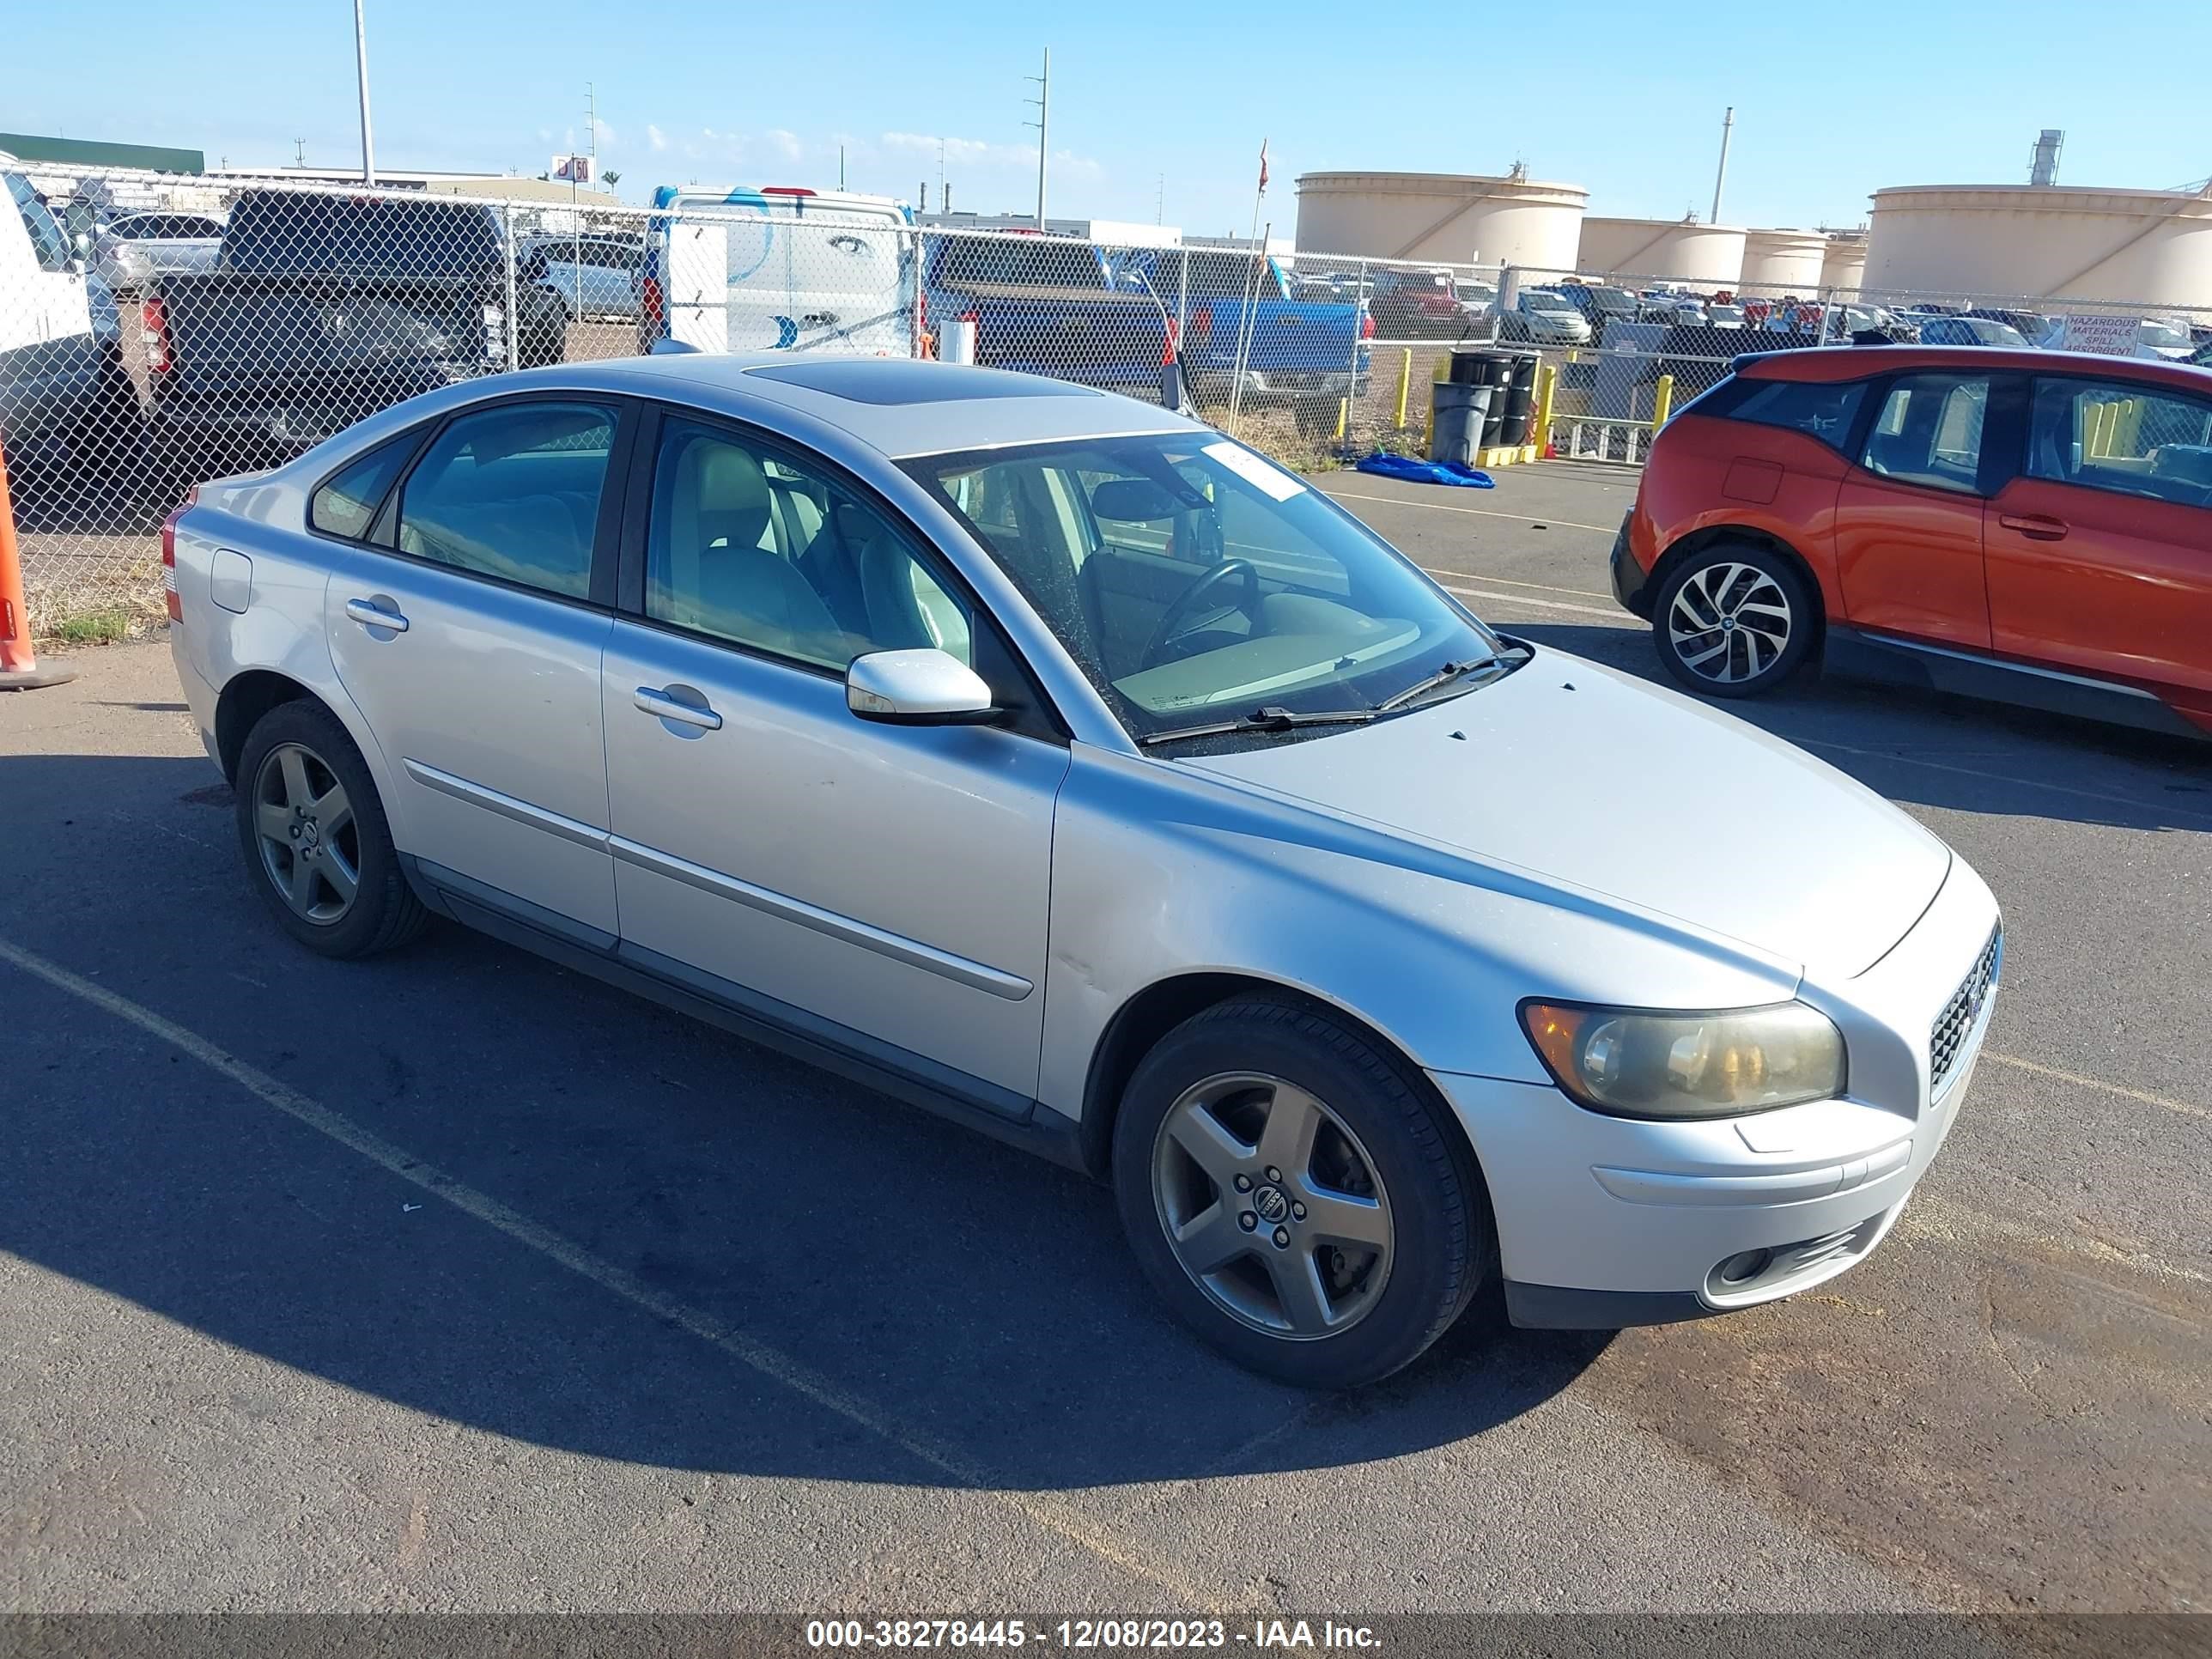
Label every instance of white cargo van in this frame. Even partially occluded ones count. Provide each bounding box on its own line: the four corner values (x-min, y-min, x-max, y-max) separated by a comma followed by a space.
640, 186, 914, 357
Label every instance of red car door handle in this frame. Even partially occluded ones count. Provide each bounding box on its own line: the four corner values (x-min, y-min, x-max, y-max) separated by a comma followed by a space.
1999, 514, 2069, 541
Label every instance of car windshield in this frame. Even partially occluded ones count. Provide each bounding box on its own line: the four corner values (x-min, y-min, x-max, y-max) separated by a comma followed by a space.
2140, 319, 2190, 348
1522, 289, 1570, 309
903, 433, 1504, 741
1592, 287, 1636, 308
1972, 319, 2030, 346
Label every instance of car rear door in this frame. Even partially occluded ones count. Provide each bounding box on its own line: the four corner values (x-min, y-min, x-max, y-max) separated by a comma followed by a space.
1986, 373, 2212, 721
1833, 368, 2001, 648
597, 407, 1066, 1106
325, 394, 635, 940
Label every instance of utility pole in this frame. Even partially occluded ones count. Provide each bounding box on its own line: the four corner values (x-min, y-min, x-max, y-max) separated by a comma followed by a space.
1156, 173, 1164, 225
353, 0, 376, 185
1710, 106, 1735, 225
938, 138, 945, 210
586, 82, 598, 166
1024, 48, 1049, 230
295, 138, 307, 167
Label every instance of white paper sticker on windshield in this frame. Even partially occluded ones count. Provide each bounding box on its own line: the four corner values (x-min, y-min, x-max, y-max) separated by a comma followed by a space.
1203, 440, 1306, 502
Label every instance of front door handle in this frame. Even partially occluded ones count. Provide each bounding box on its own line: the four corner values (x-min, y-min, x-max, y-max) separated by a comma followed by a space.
633, 685, 722, 731
344, 597, 410, 632
1998, 513, 2069, 541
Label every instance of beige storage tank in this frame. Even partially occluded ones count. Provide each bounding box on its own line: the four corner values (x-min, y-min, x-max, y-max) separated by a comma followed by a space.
1863, 185, 2212, 305
1293, 171, 1587, 269
1820, 234, 1868, 293
1738, 228, 1828, 292
1576, 216, 1746, 286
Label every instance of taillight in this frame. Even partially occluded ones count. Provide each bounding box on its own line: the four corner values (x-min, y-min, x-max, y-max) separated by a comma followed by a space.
141, 297, 172, 374
1188, 303, 1213, 348
641, 274, 665, 335
1360, 309, 1376, 340
159, 486, 198, 623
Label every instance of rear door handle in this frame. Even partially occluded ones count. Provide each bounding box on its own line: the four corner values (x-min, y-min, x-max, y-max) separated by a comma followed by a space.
633, 685, 722, 731
1998, 514, 2069, 541
344, 597, 409, 632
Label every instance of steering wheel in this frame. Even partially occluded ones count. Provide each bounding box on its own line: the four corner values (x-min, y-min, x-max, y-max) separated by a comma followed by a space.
1140, 559, 1259, 670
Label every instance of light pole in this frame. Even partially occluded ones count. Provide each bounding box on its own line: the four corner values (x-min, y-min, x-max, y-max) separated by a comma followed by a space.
1025, 48, 1049, 231
354, 0, 377, 185
1710, 106, 1734, 225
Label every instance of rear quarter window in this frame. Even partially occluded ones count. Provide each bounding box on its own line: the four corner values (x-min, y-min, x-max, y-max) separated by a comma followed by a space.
1721, 378, 1869, 452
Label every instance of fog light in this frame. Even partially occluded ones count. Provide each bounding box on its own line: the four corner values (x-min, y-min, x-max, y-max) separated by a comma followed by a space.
1715, 1249, 1771, 1286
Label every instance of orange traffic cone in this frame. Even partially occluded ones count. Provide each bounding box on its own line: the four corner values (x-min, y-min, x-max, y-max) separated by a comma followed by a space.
0, 438, 79, 691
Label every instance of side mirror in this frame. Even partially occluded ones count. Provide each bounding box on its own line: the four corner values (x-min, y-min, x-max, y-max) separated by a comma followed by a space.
846, 648, 998, 726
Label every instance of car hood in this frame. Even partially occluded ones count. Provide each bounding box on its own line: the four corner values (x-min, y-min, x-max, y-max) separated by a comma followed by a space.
1178, 648, 1951, 980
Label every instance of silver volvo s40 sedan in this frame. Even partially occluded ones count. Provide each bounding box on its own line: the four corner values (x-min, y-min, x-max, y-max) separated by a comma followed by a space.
165, 356, 2001, 1388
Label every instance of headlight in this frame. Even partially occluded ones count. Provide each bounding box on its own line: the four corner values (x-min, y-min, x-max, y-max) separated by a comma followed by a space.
1518, 1000, 1845, 1118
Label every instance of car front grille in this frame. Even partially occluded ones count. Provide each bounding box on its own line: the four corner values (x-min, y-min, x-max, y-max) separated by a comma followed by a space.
1930, 927, 2002, 1099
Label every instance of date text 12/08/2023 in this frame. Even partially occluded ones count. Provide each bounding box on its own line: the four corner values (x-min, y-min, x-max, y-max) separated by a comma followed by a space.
802, 1620, 1382, 1650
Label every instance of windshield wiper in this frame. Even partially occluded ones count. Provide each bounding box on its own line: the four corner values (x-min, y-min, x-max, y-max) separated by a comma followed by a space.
1135, 704, 1377, 747
1374, 654, 1508, 713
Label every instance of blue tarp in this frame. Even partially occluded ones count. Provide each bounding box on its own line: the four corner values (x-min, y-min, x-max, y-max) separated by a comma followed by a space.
1353, 453, 1496, 488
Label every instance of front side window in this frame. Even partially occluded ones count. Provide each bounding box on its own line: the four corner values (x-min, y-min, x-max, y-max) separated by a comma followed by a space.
2028, 378, 2212, 507
907, 434, 1503, 739
395, 401, 616, 598
1860, 373, 1990, 494
1726, 379, 1869, 452
647, 418, 973, 671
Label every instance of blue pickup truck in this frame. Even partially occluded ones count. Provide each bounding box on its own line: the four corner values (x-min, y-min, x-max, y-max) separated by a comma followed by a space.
924, 234, 1171, 396
1121, 248, 1371, 411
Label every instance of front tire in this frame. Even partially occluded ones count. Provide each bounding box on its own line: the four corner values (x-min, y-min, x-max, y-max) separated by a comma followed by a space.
234, 699, 428, 958
1113, 997, 1490, 1389
1650, 542, 1815, 698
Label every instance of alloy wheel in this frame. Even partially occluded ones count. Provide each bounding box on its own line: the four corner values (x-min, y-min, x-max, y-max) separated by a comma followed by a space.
1667, 561, 1794, 684
1150, 1072, 1395, 1340
251, 741, 361, 925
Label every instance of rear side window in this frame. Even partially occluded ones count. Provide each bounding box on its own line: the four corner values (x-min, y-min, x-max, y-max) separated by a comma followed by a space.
5, 173, 73, 272
1723, 379, 1868, 451
311, 434, 417, 541
394, 402, 617, 599
1859, 373, 1990, 495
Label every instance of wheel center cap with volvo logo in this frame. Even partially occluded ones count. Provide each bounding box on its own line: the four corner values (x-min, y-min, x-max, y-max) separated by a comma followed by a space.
1252, 1185, 1290, 1224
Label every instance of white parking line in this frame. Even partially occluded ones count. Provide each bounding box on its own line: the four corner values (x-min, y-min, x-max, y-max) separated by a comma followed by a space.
1984, 1051, 2209, 1123
1424, 568, 1616, 603
1324, 488, 1621, 535
0, 933, 1227, 1611
1435, 581, 1628, 621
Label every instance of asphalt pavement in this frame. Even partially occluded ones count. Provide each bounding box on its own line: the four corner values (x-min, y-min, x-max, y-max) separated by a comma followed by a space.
0, 460, 2204, 1617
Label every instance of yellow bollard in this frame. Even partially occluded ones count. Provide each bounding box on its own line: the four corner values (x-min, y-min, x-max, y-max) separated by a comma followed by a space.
1651, 373, 1675, 433
1334, 398, 1348, 443
1534, 362, 1558, 456
1394, 348, 1413, 430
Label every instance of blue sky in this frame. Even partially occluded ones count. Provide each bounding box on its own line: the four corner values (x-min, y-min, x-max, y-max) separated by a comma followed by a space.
13, 0, 2209, 237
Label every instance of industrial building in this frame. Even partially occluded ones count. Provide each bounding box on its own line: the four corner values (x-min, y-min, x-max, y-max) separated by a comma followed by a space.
1575, 216, 1745, 286
1293, 170, 1586, 269
1862, 183, 2212, 307
1738, 228, 1829, 292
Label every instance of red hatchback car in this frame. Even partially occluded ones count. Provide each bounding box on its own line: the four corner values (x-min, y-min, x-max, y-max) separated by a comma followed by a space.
1613, 346, 2212, 738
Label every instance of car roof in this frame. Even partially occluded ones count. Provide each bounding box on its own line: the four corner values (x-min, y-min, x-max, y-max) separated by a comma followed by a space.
1737, 344, 2212, 394
551, 353, 1198, 459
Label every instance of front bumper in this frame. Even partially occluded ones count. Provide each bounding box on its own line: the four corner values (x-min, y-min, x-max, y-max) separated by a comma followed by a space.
1433, 864, 2001, 1328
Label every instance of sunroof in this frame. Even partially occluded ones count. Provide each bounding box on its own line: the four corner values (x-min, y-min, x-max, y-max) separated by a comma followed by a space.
744, 360, 1101, 405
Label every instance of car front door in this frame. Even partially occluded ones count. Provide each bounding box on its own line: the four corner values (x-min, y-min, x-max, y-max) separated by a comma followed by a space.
1833, 369, 2000, 648
1986, 374, 2212, 720
599, 410, 1068, 1108
325, 395, 632, 940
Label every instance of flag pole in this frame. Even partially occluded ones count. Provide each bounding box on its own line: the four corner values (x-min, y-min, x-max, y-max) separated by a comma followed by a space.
1227, 141, 1269, 434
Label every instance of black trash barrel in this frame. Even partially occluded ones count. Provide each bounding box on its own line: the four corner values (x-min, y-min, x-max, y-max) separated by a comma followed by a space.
1498, 353, 1540, 446
1430, 381, 1493, 465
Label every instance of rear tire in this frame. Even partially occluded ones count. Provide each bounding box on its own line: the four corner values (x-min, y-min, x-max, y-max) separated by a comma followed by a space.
234, 699, 428, 958
1650, 542, 1816, 699
1112, 996, 1490, 1389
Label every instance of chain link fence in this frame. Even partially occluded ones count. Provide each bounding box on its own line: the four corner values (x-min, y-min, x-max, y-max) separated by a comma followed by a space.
4, 159, 2211, 635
